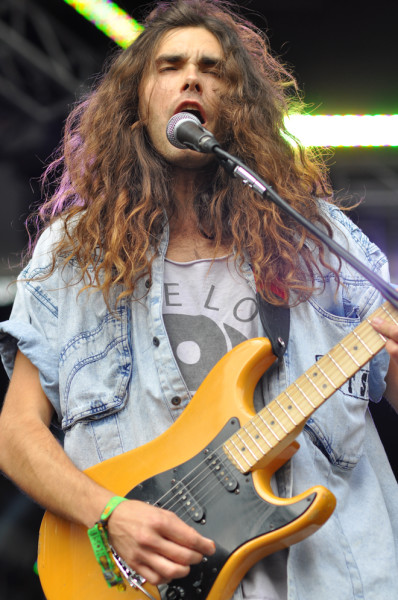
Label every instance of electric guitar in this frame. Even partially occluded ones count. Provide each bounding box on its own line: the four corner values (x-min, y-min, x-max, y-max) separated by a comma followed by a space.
37, 300, 397, 600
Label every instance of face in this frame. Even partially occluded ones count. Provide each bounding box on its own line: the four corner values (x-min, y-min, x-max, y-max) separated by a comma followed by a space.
139, 27, 226, 169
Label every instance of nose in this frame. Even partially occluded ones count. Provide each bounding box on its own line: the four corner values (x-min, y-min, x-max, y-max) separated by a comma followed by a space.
181, 66, 202, 93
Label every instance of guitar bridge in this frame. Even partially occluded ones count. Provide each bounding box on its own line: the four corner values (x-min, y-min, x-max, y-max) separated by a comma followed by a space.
111, 547, 158, 600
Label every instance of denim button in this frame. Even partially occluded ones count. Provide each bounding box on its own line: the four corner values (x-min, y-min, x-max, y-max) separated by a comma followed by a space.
153, 336, 160, 347
171, 396, 181, 406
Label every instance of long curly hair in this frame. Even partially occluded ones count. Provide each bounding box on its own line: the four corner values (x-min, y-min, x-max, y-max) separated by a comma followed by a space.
33, 0, 339, 307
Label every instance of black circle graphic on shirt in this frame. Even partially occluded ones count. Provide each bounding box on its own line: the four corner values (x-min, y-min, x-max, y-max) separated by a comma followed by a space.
164, 313, 235, 392
164, 314, 227, 390
224, 323, 247, 348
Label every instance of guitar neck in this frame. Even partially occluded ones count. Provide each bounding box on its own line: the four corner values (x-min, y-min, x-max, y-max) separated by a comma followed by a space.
223, 301, 398, 473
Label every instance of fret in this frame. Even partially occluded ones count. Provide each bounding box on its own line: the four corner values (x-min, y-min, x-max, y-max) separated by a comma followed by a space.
235, 430, 260, 462
283, 390, 306, 417
275, 398, 298, 425
294, 381, 316, 408
245, 425, 269, 454
223, 300, 394, 474
364, 319, 387, 345
257, 411, 282, 441
249, 418, 274, 449
381, 304, 398, 326
228, 436, 252, 470
339, 341, 360, 367
223, 443, 245, 471
315, 362, 335, 389
372, 328, 387, 343
304, 371, 327, 399
352, 329, 372, 356
267, 405, 288, 434
327, 353, 348, 378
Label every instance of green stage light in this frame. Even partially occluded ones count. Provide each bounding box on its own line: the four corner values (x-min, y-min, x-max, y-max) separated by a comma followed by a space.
63, 0, 144, 48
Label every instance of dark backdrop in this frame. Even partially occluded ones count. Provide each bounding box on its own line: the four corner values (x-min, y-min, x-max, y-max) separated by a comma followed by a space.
0, 2, 397, 598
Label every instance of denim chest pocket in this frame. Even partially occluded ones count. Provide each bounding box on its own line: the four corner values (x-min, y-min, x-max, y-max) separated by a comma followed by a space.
304, 372, 370, 470
59, 304, 132, 430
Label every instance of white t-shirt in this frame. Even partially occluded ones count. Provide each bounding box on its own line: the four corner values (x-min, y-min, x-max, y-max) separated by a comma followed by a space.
163, 255, 258, 395
163, 255, 288, 600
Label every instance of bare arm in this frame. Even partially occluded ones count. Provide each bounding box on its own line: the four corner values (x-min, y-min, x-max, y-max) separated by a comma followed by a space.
0, 350, 215, 585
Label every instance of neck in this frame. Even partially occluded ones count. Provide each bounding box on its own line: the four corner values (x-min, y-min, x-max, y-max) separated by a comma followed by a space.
169, 166, 208, 236
166, 166, 230, 262
171, 166, 207, 211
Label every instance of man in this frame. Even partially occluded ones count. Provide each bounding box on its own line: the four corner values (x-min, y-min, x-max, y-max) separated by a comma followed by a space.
0, 1, 397, 598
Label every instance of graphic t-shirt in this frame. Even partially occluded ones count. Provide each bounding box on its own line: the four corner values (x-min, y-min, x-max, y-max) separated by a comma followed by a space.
163, 254, 288, 600
163, 254, 258, 395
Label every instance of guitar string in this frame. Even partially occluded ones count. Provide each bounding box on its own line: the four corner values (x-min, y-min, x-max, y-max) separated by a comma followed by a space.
145, 394, 310, 517
148, 397, 298, 515
142, 389, 355, 519
148, 441, 242, 519
146, 325, 369, 518
163, 418, 285, 521
155, 425, 283, 524
141, 304, 396, 520
166, 471, 227, 523
146, 415, 283, 521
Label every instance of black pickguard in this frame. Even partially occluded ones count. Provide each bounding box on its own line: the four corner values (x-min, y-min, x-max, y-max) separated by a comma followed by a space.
127, 419, 315, 600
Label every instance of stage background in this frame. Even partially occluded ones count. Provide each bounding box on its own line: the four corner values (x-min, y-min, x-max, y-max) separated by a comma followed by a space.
0, 1, 397, 598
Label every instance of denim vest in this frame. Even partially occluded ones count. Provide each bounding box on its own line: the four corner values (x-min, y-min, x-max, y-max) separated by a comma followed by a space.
1, 203, 397, 599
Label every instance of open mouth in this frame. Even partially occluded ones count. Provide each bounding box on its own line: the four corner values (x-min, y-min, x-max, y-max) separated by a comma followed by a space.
181, 108, 205, 124
174, 103, 206, 124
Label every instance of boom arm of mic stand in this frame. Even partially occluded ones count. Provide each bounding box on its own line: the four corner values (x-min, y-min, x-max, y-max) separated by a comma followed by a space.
213, 146, 398, 310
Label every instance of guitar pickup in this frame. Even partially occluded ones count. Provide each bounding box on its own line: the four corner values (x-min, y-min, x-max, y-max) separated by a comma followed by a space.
173, 481, 204, 523
206, 451, 239, 492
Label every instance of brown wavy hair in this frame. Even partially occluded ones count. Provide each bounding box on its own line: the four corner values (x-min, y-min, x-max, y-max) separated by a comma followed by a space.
32, 0, 339, 307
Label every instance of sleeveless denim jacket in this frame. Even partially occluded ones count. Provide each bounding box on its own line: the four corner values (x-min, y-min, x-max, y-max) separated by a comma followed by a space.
0, 202, 397, 599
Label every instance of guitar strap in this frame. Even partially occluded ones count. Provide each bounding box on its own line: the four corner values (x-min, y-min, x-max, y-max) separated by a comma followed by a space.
257, 293, 290, 360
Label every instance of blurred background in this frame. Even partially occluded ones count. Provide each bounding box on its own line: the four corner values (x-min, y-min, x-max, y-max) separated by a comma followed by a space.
0, 1, 397, 598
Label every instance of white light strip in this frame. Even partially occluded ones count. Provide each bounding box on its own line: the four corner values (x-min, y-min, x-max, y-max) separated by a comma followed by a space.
285, 114, 398, 147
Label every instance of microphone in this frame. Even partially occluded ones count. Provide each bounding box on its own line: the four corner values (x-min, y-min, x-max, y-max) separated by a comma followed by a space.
166, 112, 220, 154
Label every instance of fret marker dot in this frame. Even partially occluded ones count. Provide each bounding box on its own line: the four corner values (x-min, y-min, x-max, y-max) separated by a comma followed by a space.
270, 421, 275, 426
353, 346, 358, 351
322, 383, 327, 388
288, 405, 292, 410
313, 372, 318, 377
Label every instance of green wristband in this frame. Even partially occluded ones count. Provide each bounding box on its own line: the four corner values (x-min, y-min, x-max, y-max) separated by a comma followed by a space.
87, 496, 128, 589
99, 495, 128, 523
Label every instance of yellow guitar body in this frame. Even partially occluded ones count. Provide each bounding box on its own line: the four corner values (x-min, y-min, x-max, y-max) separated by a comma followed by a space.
38, 338, 336, 600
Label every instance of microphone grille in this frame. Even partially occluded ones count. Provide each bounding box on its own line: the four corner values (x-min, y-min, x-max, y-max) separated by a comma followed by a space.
166, 111, 201, 149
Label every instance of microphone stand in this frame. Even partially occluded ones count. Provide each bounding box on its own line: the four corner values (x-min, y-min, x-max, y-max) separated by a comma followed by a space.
212, 146, 398, 310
